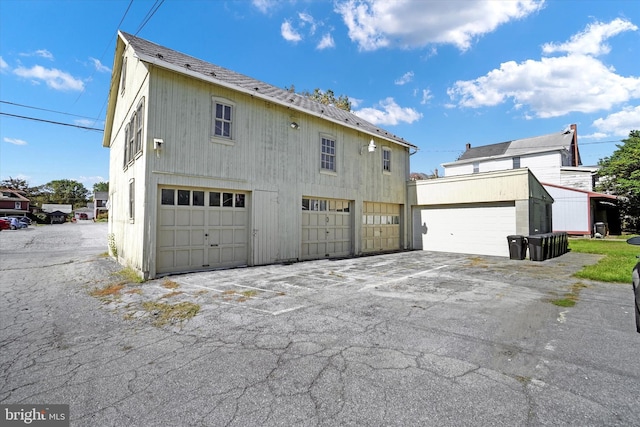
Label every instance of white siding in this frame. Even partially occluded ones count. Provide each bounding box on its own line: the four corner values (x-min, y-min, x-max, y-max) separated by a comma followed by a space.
520, 152, 562, 184
544, 186, 590, 234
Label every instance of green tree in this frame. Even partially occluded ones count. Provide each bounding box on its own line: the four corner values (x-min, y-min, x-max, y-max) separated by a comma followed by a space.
596, 130, 640, 231
285, 86, 352, 111
0, 177, 30, 192
41, 179, 90, 208
93, 182, 109, 192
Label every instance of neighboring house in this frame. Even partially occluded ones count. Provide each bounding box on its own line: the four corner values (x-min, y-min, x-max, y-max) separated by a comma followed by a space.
0, 188, 30, 216
94, 191, 109, 219
409, 169, 552, 257
442, 125, 619, 236
42, 204, 73, 214
47, 211, 67, 224
103, 32, 417, 279
74, 206, 94, 220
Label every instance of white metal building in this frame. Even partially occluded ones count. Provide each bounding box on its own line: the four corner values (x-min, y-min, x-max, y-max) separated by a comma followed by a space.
409, 169, 552, 257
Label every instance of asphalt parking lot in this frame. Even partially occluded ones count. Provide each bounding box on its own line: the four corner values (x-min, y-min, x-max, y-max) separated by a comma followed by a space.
1, 222, 639, 426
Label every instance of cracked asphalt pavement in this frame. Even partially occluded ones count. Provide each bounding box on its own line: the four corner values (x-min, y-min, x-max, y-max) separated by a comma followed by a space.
1, 222, 639, 426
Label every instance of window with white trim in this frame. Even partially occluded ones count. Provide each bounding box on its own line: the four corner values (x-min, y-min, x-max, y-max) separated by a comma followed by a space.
512, 156, 521, 169
128, 112, 135, 163
382, 148, 391, 172
135, 98, 144, 154
321, 136, 336, 171
123, 123, 130, 168
473, 162, 479, 174
212, 99, 233, 139
128, 179, 135, 221
120, 56, 127, 94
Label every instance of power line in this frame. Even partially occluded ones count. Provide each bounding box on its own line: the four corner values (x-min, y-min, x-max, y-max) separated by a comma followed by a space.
0, 100, 102, 121
0, 112, 104, 132
135, 0, 165, 35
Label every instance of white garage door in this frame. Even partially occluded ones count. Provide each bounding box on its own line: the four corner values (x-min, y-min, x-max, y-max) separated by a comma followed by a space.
412, 202, 516, 257
301, 198, 352, 260
157, 187, 248, 274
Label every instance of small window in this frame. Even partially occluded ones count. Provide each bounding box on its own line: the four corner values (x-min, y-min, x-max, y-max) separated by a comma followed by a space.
178, 190, 190, 206
513, 156, 521, 169
135, 98, 144, 155
15, 202, 21, 210
235, 194, 245, 208
193, 191, 205, 206
473, 162, 479, 174
302, 199, 310, 210
128, 180, 135, 220
382, 148, 391, 172
321, 137, 336, 171
222, 192, 233, 207
209, 192, 221, 207
161, 189, 174, 205
123, 124, 130, 168
128, 114, 135, 163
120, 56, 127, 94
212, 100, 233, 139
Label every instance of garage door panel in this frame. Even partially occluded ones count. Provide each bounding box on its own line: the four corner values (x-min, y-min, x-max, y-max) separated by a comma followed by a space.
157, 187, 248, 274
413, 204, 515, 257
362, 202, 401, 253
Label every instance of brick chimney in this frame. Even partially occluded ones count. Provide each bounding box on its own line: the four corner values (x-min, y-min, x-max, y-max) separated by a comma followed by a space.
465, 143, 471, 151
570, 124, 580, 166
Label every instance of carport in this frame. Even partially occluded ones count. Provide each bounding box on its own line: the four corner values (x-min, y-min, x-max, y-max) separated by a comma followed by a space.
408, 168, 552, 257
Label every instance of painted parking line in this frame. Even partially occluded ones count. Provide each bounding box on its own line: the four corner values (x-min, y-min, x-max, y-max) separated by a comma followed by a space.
357, 265, 450, 292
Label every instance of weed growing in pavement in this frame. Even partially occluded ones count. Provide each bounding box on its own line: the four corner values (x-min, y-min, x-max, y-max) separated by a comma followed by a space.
550, 282, 589, 307
141, 301, 200, 327
161, 291, 184, 299
112, 267, 144, 284
161, 279, 179, 289
90, 283, 125, 300
107, 233, 117, 258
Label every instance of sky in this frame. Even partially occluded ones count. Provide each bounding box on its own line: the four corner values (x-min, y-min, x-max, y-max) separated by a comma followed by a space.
1, 0, 639, 190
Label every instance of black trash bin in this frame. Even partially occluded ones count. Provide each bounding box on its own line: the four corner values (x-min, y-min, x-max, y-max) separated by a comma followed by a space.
528, 235, 544, 261
507, 235, 527, 260
594, 222, 607, 238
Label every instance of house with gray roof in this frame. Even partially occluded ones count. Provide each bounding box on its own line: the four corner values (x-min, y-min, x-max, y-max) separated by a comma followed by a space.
442, 125, 619, 236
102, 31, 417, 279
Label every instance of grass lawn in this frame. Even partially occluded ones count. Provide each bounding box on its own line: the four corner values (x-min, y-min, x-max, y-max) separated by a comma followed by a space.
569, 236, 639, 283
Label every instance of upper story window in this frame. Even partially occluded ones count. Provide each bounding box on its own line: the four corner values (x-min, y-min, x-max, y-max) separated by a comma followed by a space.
123, 123, 130, 168
512, 156, 521, 169
473, 162, 479, 174
135, 98, 144, 153
382, 148, 391, 172
212, 98, 233, 140
120, 56, 127, 95
321, 136, 336, 172
123, 98, 145, 168
128, 179, 135, 221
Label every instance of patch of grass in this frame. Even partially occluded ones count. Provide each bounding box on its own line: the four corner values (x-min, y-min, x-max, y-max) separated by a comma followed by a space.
467, 257, 489, 268
161, 291, 184, 299
141, 301, 200, 327
90, 283, 125, 298
161, 279, 179, 289
550, 282, 588, 307
124, 288, 143, 295
551, 298, 576, 307
112, 267, 145, 284
98, 251, 110, 258
241, 290, 258, 297
569, 238, 639, 283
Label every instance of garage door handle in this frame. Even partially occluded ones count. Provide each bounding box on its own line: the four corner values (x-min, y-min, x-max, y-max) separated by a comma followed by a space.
210, 244, 219, 247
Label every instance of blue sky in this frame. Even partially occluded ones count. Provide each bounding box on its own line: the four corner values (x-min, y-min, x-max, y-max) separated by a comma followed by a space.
1, 0, 639, 189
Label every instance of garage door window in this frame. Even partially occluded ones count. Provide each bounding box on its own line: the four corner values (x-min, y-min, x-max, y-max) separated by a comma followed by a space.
161, 189, 174, 205
193, 191, 205, 206
178, 190, 190, 206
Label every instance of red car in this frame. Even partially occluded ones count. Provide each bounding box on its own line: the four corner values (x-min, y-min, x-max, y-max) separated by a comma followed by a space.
0, 218, 10, 231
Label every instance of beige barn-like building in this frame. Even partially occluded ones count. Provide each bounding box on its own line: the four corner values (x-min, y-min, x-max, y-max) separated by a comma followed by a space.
103, 32, 417, 279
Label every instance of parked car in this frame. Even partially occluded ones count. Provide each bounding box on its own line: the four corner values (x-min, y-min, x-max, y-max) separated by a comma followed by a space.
628, 236, 640, 334
0, 218, 9, 231
1, 217, 27, 230
15, 216, 32, 225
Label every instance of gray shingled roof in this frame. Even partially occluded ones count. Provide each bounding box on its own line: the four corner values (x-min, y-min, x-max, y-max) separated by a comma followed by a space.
453, 128, 576, 163
120, 32, 415, 149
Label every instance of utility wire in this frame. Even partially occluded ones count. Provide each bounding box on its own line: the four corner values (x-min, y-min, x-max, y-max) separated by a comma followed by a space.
0, 112, 104, 132
0, 100, 101, 121
135, 0, 165, 35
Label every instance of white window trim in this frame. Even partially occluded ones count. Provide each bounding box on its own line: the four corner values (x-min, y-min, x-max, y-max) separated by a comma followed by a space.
128, 179, 135, 223
120, 56, 127, 95
382, 147, 391, 174
210, 96, 236, 145
320, 134, 337, 173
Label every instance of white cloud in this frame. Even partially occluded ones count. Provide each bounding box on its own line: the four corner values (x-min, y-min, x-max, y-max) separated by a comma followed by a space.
4, 137, 28, 146
420, 89, 433, 105
591, 106, 640, 137
0, 56, 8, 71
281, 20, 302, 42
13, 65, 84, 91
252, 0, 277, 14
299, 12, 317, 35
353, 97, 422, 126
317, 34, 335, 50
20, 49, 54, 60
542, 18, 638, 56
447, 19, 640, 118
335, 0, 544, 51
89, 57, 111, 73
394, 71, 414, 85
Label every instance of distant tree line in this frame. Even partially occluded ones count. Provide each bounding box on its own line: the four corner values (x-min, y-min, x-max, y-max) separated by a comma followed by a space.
0, 177, 108, 209
286, 85, 352, 112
